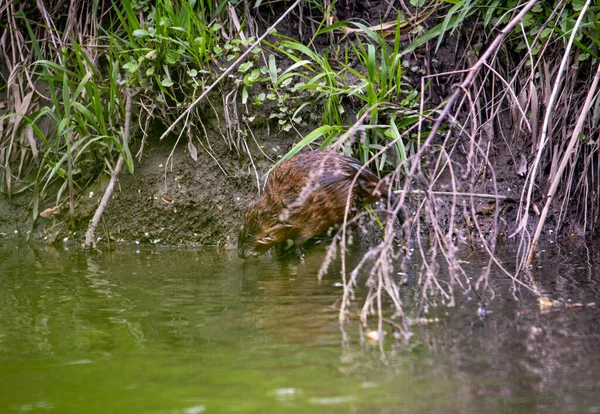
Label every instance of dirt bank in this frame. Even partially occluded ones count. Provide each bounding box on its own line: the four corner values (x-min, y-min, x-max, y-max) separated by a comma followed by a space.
75, 126, 302, 247
93, 133, 298, 248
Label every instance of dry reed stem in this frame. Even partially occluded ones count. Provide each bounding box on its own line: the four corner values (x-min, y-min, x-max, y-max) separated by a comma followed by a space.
526, 60, 600, 264
519, 0, 593, 266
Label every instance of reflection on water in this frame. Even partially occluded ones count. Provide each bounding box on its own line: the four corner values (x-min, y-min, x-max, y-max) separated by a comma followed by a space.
0, 239, 599, 413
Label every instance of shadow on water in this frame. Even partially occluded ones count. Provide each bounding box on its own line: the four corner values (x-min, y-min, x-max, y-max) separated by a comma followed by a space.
0, 238, 599, 413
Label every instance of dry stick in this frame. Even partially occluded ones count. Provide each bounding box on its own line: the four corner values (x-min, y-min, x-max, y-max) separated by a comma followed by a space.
157, 0, 304, 142
85, 91, 132, 248
526, 61, 600, 264
519, 0, 592, 265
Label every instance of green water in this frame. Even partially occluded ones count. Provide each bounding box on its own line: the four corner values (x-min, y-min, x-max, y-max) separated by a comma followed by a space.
1, 240, 599, 413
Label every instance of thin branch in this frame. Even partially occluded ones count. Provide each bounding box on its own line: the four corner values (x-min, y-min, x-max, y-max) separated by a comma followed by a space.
395, 189, 511, 200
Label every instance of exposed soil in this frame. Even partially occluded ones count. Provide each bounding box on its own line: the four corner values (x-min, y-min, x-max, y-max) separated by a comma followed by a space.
92, 129, 302, 248
44, 120, 303, 248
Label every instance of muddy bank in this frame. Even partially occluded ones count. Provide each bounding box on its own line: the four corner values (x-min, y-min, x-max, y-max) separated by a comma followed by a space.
80, 129, 303, 248
0, 124, 302, 247
0, 1, 591, 249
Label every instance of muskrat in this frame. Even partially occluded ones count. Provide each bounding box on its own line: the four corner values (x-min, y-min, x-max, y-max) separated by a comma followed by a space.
238, 150, 401, 257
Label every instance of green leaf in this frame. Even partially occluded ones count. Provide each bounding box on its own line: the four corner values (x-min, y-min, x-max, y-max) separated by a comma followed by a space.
166, 50, 181, 64
401, 14, 460, 57
123, 60, 140, 73
268, 54, 277, 83
278, 125, 341, 165
242, 87, 249, 104
133, 29, 150, 38
239, 62, 253, 72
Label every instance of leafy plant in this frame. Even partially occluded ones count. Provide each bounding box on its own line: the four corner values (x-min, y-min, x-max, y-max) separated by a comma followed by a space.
268, 22, 424, 176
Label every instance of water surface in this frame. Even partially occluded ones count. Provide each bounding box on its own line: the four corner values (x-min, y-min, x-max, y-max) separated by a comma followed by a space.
0, 239, 599, 413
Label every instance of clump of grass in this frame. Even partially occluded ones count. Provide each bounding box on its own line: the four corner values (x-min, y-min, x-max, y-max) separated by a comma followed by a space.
269, 18, 425, 177
31, 47, 132, 227
0, 0, 127, 235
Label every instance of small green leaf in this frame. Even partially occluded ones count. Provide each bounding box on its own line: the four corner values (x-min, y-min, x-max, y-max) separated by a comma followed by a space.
166, 50, 180, 64
123, 60, 140, 73
239, 62, 253, 72
133, 29, 150, 38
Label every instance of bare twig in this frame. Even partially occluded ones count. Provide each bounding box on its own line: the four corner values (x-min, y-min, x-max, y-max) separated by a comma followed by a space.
395, 189, 511, 200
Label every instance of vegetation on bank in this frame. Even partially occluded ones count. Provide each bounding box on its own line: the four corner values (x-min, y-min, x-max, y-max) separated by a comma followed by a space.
1, 0, 599, 332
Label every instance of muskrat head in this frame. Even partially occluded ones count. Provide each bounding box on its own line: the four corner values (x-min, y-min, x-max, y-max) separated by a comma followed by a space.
237, 201, 279, 258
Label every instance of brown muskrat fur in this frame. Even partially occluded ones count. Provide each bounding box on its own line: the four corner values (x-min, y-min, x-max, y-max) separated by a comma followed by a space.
238, 150, 400, 257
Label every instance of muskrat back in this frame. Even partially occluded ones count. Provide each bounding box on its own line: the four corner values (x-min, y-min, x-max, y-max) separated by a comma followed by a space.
238, 150, 399, 257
